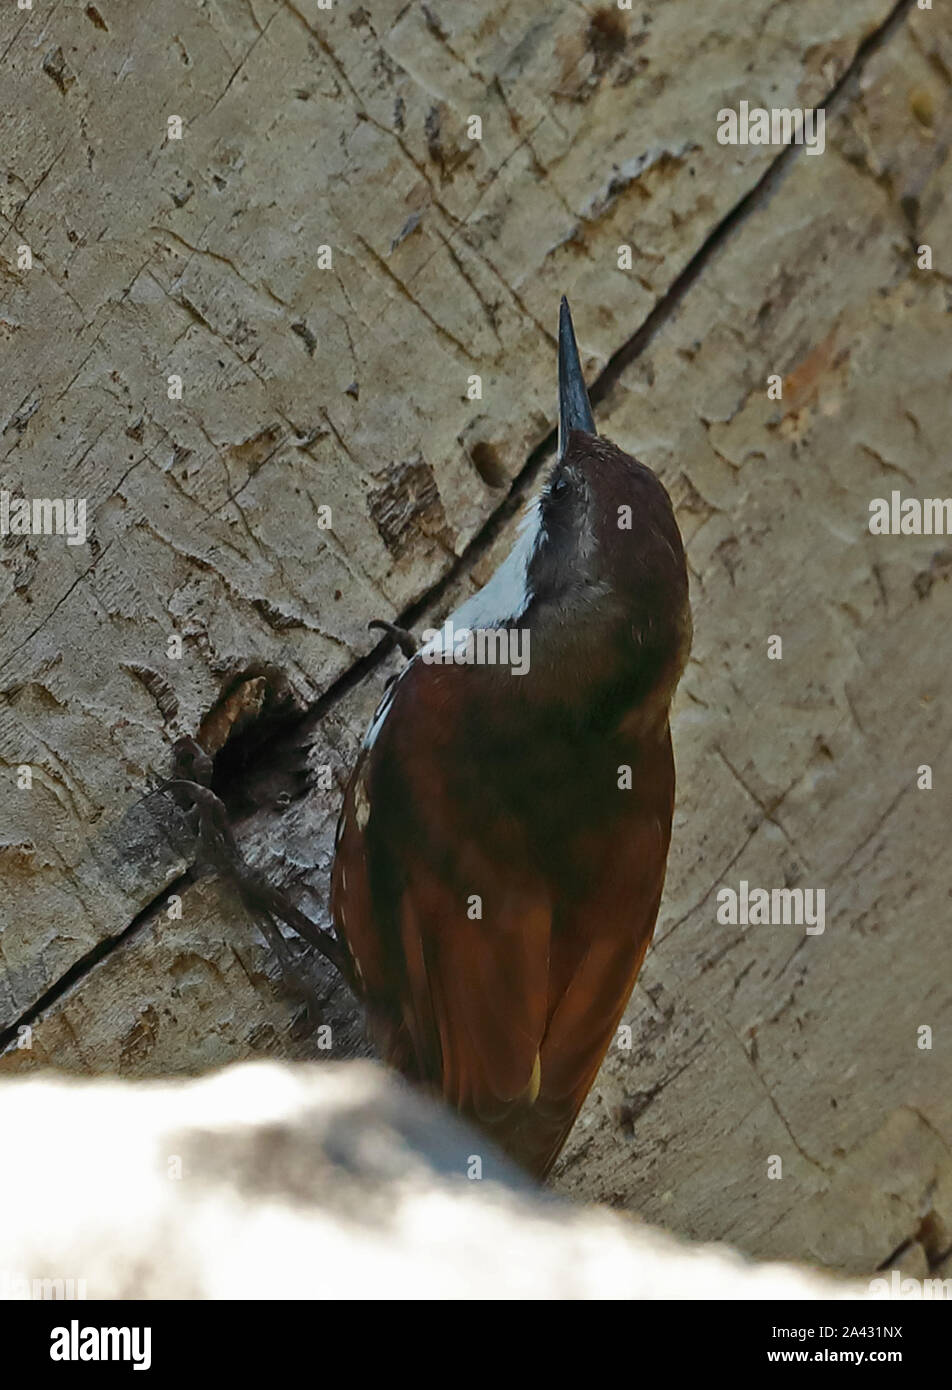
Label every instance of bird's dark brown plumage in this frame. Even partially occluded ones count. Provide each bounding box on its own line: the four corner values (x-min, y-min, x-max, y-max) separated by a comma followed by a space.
331, 666, 675, 1175
332, 410, 690, 1178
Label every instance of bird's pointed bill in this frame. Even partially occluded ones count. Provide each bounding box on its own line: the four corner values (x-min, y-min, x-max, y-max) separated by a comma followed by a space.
558, 296, 596, 459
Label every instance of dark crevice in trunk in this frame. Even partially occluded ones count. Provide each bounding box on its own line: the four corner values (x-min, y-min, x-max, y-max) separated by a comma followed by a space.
0, 869, 196, 1053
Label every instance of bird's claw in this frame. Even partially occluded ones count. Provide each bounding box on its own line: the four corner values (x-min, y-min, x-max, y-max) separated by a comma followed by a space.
368, 619, 418, 660
154, 763, 358, 998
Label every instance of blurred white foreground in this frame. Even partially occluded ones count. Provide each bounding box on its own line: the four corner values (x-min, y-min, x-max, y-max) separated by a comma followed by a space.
0, 1061, 862, 1300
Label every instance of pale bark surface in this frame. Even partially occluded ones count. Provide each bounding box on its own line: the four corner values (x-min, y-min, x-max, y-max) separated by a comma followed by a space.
1, 0, 951, 1280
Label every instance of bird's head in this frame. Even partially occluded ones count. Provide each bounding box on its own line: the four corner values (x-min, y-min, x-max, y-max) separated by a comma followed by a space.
439, 298, 691, 725
514, 298, 691, 714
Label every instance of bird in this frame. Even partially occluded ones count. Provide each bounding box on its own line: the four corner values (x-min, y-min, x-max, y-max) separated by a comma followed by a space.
331, 297, 692, 1179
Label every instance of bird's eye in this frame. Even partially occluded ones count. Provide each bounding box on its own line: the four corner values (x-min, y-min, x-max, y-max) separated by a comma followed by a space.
551, 476, 569, 499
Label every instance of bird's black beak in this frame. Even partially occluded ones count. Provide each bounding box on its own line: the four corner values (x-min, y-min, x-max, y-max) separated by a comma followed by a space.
558, 295, 596, 461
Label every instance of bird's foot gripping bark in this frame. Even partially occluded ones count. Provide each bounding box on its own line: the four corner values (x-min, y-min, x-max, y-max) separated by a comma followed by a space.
368, 619, 418, 660
156, 738, 358, 1007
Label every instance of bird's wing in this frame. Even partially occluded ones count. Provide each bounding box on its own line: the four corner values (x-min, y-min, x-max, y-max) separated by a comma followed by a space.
331, 661, 553, 1127
333, 661, 674, 1177
502, 738, 675, 1177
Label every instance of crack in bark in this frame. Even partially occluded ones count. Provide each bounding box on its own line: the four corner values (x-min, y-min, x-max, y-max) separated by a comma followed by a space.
0, 867, 196, 1054
723, 1020, 834, 1177
714, 745, 805, 861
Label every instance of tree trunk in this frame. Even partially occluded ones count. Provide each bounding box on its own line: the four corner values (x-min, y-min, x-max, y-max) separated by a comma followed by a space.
1, 0, 950, 1281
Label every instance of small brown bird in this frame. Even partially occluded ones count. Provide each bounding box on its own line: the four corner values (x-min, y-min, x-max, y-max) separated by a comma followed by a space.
332, 298, 691, 1178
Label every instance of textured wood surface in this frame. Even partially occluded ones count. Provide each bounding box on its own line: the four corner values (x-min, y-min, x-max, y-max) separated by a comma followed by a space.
1, 0, 950, 1278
